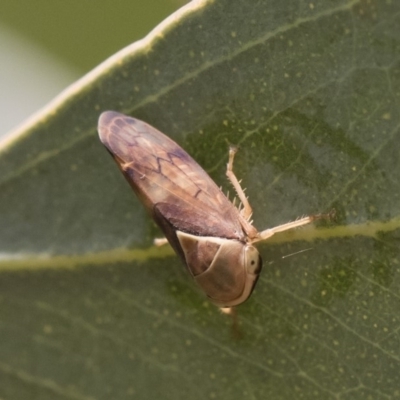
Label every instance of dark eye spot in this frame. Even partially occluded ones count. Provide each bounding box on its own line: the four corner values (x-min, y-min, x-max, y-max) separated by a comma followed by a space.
251, 260, 255, 265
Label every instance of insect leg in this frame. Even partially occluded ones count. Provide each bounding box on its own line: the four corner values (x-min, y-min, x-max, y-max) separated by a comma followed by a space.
220, 307, 242, 339
226, 146, 253, 220
154, 237, 169, 246
255, 216, 314, 242
253, 210, 335, 243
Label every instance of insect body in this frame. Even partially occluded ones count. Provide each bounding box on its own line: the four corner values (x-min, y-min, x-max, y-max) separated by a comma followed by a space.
98, 111, 320, 308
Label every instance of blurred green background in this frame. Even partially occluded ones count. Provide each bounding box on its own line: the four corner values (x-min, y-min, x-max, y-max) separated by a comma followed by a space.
0, 0, 186, 136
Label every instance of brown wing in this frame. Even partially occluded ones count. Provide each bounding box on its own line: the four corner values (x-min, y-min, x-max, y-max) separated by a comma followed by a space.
98, 111, 244, 241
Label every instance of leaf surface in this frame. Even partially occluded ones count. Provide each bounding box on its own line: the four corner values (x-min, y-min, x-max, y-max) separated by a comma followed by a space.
1, 0, 400, 398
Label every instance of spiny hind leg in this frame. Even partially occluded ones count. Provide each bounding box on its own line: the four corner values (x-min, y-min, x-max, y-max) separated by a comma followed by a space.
226, 146, 253, 221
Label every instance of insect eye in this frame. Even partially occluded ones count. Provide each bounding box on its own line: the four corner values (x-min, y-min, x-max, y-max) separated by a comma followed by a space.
244, 246, 262, 274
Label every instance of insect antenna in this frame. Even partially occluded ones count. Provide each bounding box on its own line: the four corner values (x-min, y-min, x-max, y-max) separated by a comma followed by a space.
281, 248, 313, 259
263, 247, 313, 267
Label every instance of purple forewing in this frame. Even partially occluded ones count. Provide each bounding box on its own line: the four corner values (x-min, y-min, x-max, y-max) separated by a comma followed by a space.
98, 111, 245, 243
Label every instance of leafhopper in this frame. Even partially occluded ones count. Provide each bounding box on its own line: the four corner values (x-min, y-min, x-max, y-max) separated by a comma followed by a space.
98, 111, 329, 308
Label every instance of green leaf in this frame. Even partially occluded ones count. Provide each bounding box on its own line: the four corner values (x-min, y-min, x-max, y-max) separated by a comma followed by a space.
1, 0, 400, 398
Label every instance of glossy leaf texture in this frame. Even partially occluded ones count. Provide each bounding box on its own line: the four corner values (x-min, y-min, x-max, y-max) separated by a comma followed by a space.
1, 0, 400, 399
